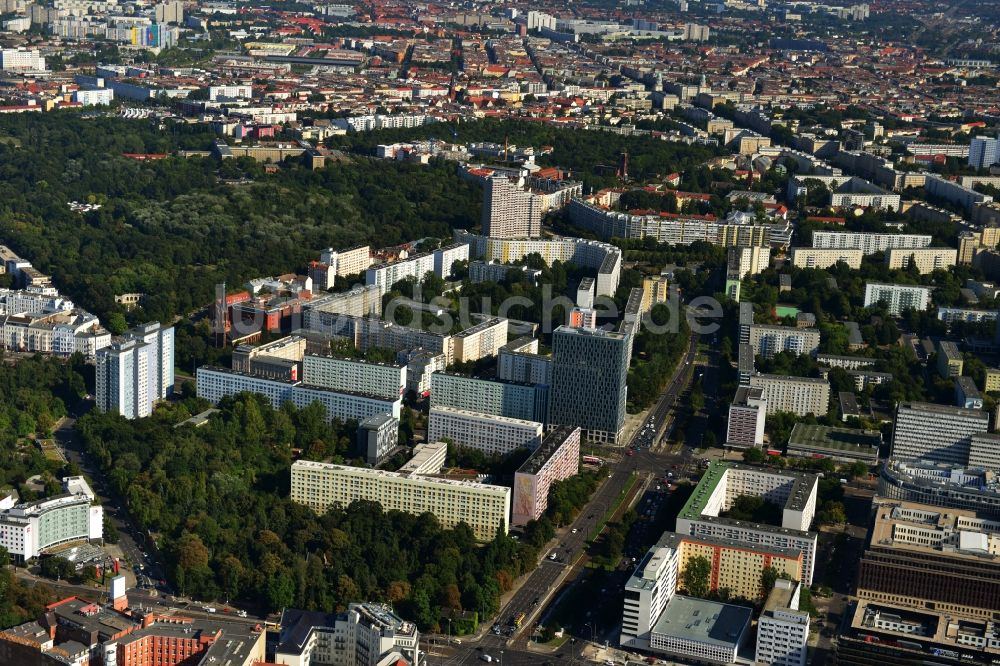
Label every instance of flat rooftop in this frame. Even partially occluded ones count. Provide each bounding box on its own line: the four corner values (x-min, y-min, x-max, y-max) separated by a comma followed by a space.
678, 461, 818, 530
897, 401, 990, 421
847, 599, 1000, 655
430, 405, 542, 428
659, 531, 802, 561
517, 425, 578, 476
788, 423, 881, 454
763, 580, 798, 614
651, 595, 751, 650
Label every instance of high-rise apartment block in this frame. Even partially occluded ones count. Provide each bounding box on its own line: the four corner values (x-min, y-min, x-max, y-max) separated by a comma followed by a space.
755, 579, 810, 666
863, 282, 931, 315
511, 425, 581, 526
812, 231, 932, 255
726, 386, 766, 449
748, 324, 820, 359
357, 413, 399, 466
548, 325, 630, 444
428, 406, 543, 456
482, 175, 542, 238
969, 136, 1000, 169
0, 48, 45, 72
310, 245, 372, 289
497, 337, 553, 385
789, 247, 863, 270
430, 372, 548, 423
95, 321, 173, 420
302, 285, 381, 334
885, 247, 957, 273
936, 340, 964, 378
727, 245, 770, 278
675, 462, 819, 585
196, 367, 401, 423
290, 458, 510, 541
154, 0, 184, 23
302, 354, 405, 401
397, 348, 446, 396
749, 374, 830, 416
451, 317, 507, 363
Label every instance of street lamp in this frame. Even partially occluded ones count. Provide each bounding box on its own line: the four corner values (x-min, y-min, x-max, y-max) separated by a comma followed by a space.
583, 622, 596, 642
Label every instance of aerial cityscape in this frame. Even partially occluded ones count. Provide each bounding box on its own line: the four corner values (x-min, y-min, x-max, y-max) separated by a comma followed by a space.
0, 0, 998, 664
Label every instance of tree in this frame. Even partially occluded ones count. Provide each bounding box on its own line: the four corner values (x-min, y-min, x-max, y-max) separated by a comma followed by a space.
220, 556, 243, 601
848, 461, 869, 479
680, 556, 711, 598
174, 533, 210, 589
266, 572, 295, 611
742, 447, 767, 464
760, 566, 778, 598
817, 501, 847, 525
106, 312, 128, 335
103, 515, 119, 544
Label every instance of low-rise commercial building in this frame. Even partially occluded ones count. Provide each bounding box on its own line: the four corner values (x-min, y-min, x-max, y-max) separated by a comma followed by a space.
786, 424, 881, 465
511, 426, 581, 526
957, 376, 984, 409
0, 589, 271, 666
649, 596, 752, 665
290, 459, 511, 541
